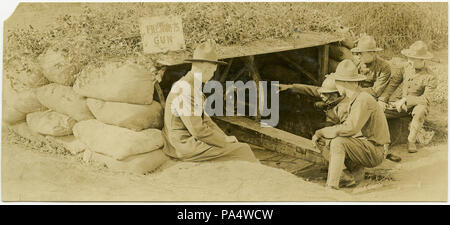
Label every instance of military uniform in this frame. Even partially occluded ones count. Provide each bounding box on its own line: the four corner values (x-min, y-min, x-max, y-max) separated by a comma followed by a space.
351, 35, 390, 99
291, 83, 363, 162
315, 59, 391, 188
358, 56, 392, 99
316, 91, 390, 187
162, 73, 258, 163
380, 62, 437, 143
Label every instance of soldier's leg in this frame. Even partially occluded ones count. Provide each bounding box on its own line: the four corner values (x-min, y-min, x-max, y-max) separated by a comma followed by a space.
408, 104, 429, 143
327, 137, 384, 188
326, 137, 347, 188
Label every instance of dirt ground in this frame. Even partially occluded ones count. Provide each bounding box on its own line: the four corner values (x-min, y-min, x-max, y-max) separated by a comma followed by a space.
1, 133, 447, 202
1, 3, 448, 202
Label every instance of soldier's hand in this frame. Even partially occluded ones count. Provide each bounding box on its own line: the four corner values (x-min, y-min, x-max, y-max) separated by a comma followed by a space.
225, 136, 238, 143
274, 84, 292, 93
394, 98, 407, 113
377, 100, 388, 110
312, 134, 320, 149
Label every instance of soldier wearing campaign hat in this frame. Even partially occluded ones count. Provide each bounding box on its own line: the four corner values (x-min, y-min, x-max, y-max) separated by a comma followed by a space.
313, 59, 391, 189
380, 41, 437, 153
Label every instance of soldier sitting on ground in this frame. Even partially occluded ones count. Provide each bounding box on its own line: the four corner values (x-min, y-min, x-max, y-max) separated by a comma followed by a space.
312, 59, 391, 190
377, 41, 437, 153
161, 39, 259, 163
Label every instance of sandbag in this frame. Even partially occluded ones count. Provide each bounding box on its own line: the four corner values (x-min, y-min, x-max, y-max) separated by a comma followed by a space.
4, 57, 49, 90
36, 83, 94, 121
8, 122, 46, 142
38, 49, 79, 86
83, 149, 170, 174
328, 58, 340, 74
73, 62, 155, 104
13, 89, 47, 113
86, 98, 163, 131
340, 36, 356, 49
73, 120, 164, 160
26, 110, 77, 136
2, 81, 27, 124
46, 135, 87, 155
329, 45, 354, 61
3, 102, 26, 125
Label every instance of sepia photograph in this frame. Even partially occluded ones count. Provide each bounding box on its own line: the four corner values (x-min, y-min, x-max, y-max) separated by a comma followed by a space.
1, 1, 448, 203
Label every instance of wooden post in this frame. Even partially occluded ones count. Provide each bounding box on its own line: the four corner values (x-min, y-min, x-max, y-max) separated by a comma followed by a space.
154, 67, 166, 109
318, 44, 329, 84
244, 56, 262, 122
219, 58, 234, 83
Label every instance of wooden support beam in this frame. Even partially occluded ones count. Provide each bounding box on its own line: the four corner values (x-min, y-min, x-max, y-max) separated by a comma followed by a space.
318, 44, 329, 83
228, 66, 248, 83
243, 56, 262, 122
219, 58, 234, 83
154, 68, 167, 109
213, 116, 326, 164
276, 52, 319, 85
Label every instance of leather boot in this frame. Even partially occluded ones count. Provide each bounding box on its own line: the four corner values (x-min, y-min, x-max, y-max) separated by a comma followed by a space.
339, 169, 356, 188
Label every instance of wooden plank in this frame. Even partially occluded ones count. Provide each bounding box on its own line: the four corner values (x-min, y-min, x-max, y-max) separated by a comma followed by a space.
213, 116, 325, 164
318, 44, 329, 83
157, 32, 343, 66
276, 52, 319, 85
218, 58, 234, 83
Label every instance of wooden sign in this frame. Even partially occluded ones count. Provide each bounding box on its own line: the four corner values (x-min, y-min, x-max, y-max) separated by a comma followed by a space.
139, 16, 186, 54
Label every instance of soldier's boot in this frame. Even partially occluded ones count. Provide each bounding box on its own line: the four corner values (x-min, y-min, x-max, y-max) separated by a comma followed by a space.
339, 170, 356, 188
350, 166, 365, 184
408, 105, 427, 153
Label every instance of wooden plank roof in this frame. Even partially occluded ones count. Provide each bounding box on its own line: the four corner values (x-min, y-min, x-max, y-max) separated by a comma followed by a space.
156, 32, 343, 66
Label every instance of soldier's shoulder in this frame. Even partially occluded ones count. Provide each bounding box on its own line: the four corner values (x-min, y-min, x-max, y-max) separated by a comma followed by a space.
423, 66, 435, 76
388, 57, 407, 69
376, 56, 391, 67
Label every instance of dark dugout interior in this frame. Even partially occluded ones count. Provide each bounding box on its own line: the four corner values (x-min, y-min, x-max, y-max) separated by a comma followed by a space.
158, 46, 326, 139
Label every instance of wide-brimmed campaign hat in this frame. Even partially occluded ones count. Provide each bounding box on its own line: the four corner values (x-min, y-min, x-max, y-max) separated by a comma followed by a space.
351, 35, 383, 52
317, 77, 338, 93
401, 41, 433, 60
327, 59, 366, 82
184, 39, 227, 65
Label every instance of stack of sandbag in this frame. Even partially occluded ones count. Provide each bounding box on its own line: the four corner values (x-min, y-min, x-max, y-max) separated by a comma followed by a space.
38, 49, 80, 86
2, 72, 47, 125
72, 61, 169, 174
5, 49, 94, 156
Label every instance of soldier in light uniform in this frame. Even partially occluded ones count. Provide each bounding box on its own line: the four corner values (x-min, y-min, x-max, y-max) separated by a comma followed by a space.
378, 41, 437, 153
351, 35, 392, 102
312, 59, 391, 190
162, 40, 259, 163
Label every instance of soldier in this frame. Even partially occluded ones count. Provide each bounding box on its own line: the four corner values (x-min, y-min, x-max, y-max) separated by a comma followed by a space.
378, 41, 437, 153
277, 77, 347, 126
161, 40, 259, 163
312, 59, 391, 190
351, 35, 392, 102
